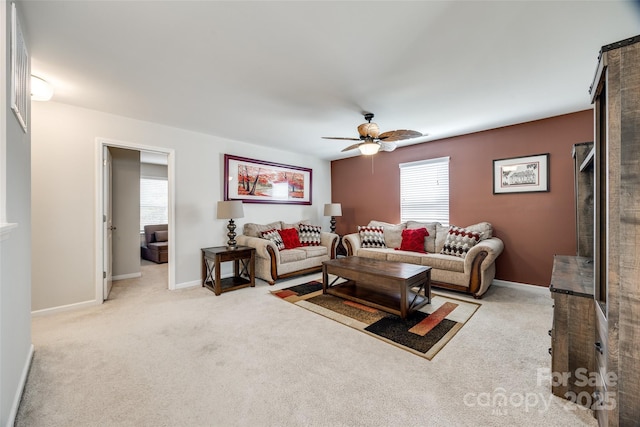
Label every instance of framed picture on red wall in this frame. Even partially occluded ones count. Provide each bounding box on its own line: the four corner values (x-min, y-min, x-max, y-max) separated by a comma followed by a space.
493, 153, 550, 194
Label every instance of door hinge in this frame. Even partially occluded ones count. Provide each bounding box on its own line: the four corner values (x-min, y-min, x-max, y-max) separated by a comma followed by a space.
103, 215, 106, 223
103, 271, 107, 279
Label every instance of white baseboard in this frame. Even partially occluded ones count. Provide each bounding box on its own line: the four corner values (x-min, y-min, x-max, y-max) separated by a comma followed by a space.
31, 298, 100, 316
6, 344, 34, 427
175, 279, 200, 290
493, 279, 549, 294
112, 272, 142, 281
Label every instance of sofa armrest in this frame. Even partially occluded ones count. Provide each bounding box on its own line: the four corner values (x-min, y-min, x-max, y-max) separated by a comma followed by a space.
463, 237, 504, 297
464, 237, 504, 270
342, 233, 360, 256
320, 232, 340, 258
236, 235, 279, 262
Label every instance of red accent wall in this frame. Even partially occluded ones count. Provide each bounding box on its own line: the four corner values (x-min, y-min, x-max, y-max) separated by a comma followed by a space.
330, 111, 593, 287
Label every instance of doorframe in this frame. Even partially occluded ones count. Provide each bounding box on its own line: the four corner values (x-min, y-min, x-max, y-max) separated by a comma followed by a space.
94, 137, 176, 302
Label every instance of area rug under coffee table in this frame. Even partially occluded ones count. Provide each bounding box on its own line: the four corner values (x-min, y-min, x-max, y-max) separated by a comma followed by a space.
272, 280, 480, 360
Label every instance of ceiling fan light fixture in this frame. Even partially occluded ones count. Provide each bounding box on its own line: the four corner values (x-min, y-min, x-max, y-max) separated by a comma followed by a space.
359, 142, 380, 155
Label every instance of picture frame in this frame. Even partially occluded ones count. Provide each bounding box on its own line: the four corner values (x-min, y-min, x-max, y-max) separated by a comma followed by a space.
224, 154, 312, 205
493, 153, 549, 194
10, 3, 29, 133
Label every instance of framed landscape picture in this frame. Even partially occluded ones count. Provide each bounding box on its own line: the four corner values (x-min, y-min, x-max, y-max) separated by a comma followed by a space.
493, 153, 549, 194
224, 154, 312, 204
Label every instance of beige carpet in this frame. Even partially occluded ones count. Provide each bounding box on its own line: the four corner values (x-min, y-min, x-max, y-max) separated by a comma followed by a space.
16, 263, 597, 426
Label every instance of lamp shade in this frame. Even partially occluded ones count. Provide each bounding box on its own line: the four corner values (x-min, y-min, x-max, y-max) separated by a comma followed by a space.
324, 203, 342, 217
217, 200, 244, 219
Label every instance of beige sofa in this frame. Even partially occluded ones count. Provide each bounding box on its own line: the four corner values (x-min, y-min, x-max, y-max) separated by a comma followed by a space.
236, 221, 339, 285
342, 220, 504, 298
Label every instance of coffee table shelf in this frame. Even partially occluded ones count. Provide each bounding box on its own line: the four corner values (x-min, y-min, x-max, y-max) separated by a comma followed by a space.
326, 279, 429, 318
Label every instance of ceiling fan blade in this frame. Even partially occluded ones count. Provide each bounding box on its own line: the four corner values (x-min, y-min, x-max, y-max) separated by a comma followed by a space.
379, 142, 397, 152
322, 136, 361, 141
341, 143, 362, 152
378, 129, 423, 142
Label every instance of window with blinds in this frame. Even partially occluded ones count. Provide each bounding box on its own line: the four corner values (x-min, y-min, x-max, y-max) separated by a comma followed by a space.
140, 177, 168, 231
399, 157, 450, 225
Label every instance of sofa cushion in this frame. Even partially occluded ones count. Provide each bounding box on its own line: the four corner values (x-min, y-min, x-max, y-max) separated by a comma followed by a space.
406, 221, 439, 253
465, 221, 493, 241
387, 251, 427, 264
244, 221, 282, 238
279, 248, 307, 264
356, 248, 389, 260
441, 225, 481, 258
368, 220, 405, 249
278, 228, 302, 249
420, 253, 465, 273
281, 219, 311, 230
261, 229, 285, 250
435, 224, 449, 253
358, 226, 386, 248
298, 224, 322, 246
299, 245, 328, 258
148, 242, 168, 250
154, 230, 168, 242
397, 228, 428, 253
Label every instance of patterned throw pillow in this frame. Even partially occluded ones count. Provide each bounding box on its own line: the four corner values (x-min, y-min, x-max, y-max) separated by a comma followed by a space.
440, 225, 481, 258
397, 228, 428, 253
298, 224, 322, 246
278, 228, 302, 249
358, 226, 386, 248
261, 229, 285, 251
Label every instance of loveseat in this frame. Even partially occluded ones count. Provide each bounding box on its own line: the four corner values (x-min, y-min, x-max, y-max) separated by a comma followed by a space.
342, 220, 504, 298
236, 221, 339, 285
141, 224, 169, 264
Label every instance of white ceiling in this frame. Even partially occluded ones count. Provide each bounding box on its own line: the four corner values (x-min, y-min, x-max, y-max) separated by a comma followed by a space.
22, 1, 640, 160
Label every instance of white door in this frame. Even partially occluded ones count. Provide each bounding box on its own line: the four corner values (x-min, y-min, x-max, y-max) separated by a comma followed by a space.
103, 146, 114, 300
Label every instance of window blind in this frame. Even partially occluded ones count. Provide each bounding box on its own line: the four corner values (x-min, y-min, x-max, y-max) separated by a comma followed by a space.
399, 157, 450, 225
140, 177, 168, 231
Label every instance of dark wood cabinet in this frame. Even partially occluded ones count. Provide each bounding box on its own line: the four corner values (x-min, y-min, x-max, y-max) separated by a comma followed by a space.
572, 142, 594, 259
547, 143, 596, 406
550, 256, 595, 399
590, 34, 640, 426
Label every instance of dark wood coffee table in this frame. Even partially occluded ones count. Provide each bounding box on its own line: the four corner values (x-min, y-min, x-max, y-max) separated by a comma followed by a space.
322, 257, 431, 319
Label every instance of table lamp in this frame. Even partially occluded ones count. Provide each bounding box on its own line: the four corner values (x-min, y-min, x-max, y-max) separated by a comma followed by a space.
324, 203, 342, 233
217, 200, 244, 249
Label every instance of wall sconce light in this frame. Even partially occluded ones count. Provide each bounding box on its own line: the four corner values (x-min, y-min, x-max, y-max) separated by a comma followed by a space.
217, 200, 244, 249
31, 75, 54, 101
323, 203, 342, 233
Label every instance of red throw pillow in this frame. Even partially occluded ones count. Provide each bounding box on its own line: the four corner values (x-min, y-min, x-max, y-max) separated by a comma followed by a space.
278, 228, 302, 249
398, 228, 428, 253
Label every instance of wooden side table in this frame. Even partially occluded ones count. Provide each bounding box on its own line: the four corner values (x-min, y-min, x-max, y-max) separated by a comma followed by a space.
335, 235, 347, 258
201, 246, 255, 295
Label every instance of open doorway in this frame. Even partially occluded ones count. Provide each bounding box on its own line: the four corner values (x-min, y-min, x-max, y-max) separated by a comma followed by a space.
96, 138, 175, 303
139, 151, 169, 268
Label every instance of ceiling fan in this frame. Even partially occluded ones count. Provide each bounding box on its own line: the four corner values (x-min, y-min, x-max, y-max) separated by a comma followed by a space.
322, 113, 423, 155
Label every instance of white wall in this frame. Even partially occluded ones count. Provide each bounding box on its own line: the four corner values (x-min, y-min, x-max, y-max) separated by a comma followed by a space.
31, 101, 333, 311
1, 1, 33, 425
